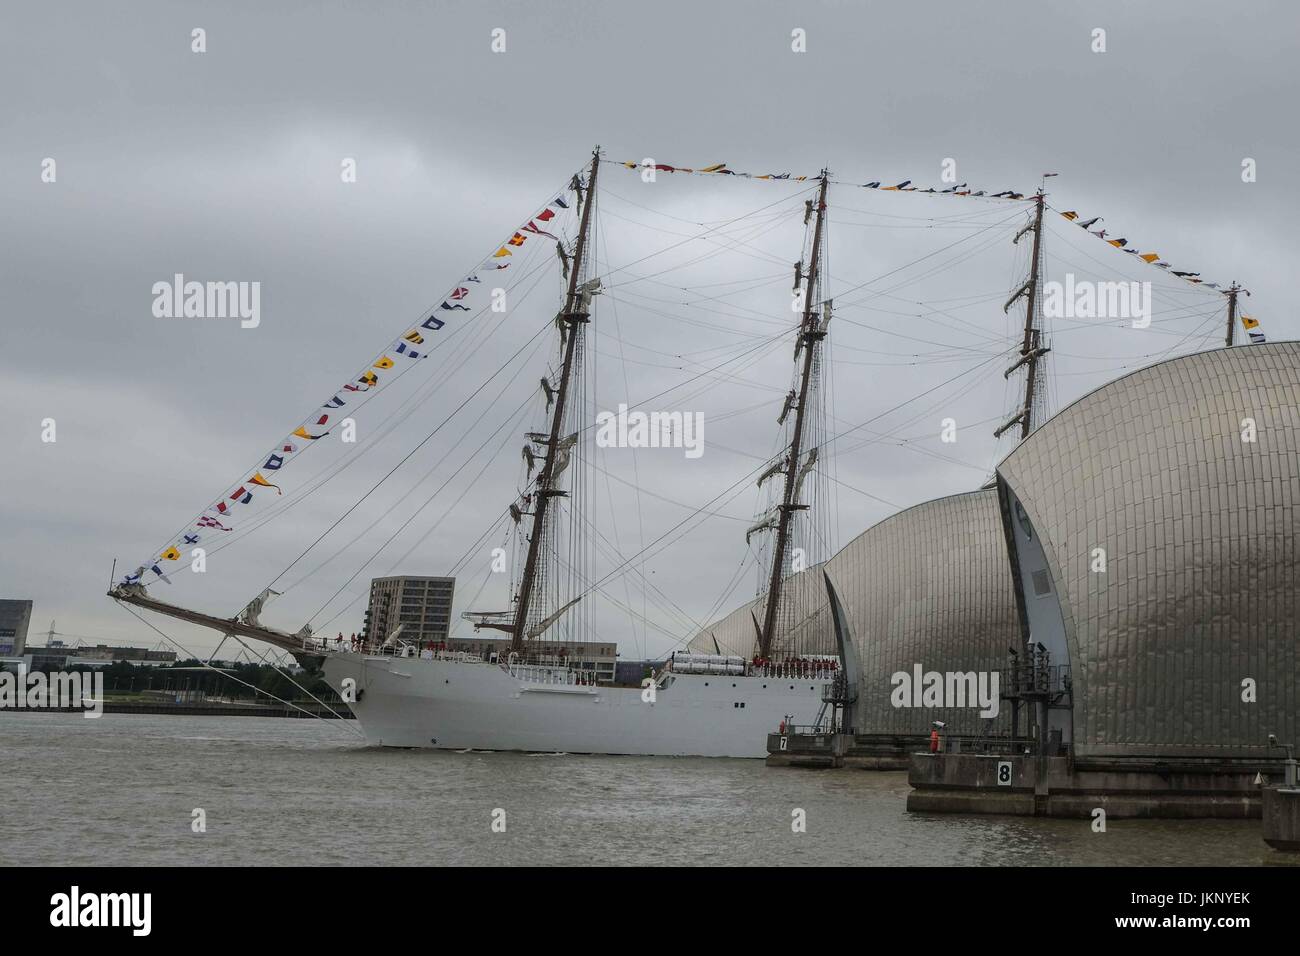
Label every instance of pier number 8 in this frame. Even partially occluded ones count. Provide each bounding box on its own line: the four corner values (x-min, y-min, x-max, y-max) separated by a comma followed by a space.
996, 761, 1013, 786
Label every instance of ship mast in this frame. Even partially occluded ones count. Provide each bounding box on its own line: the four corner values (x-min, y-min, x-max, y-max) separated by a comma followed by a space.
996, 188, 1049, 441
1224, 283, 1247, 347
757, 172, 828, 660
506, 148, 601, 653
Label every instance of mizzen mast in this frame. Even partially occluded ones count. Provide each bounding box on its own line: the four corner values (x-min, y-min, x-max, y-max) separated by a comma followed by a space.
757, 171, 829, 660
996, 186, 1049, 441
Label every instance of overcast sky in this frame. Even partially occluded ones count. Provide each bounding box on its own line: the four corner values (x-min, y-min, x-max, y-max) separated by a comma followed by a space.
2, 0, 1295, 660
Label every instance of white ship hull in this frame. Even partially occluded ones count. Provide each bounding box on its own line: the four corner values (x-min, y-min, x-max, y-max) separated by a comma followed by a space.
321, 654, 830, 758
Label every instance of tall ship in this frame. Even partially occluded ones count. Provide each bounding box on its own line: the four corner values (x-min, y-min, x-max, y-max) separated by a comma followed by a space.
110, 149, 850, 757
108, 148, 1253, 757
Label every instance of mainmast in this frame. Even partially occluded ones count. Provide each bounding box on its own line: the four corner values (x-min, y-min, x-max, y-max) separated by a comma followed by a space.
996, 188, 1049, 441
506, 148, 601, 653
757, 172, 829, 660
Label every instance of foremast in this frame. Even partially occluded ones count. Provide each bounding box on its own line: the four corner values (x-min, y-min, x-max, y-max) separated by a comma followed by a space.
504, 149, 601, 653
756, 172, 829, 660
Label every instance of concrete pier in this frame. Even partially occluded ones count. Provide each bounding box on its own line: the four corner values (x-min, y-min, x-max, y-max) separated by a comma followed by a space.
766, 732, 923, 770
907, 752, 1268, 819
1262, 787, 1300, 850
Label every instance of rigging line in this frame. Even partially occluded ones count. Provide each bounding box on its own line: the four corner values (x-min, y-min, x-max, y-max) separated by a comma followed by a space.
447, 509, 513, 578
599, 182, 820, 281
697, 552, 756, 638
600, 179, 803, 228
586, 455, 753, 522
223, 632, 356, 724
600, 210, 803, 292
112, 602, 364, 738
851, 220, 1025, 305
1041, 247, 1227, 313
825, 208, 1026, 306
608, 270, 791, 310
604, 287, 793, 332
308, 386, 539, 628
572, 510, 705, 639
707, 438, 905, 509
138, 185, 578, 570
830, 217, 1021, 231
833, 314, 1003, 353
597, 205, 805, 279
1043, 304, 1226, 337
601, 260, 794, 316
1041, 211, 1224, 300
596, 329, 775, 362
834, 289, 1008, 317
826, 181, 1036, 204
139, 239, 560, 570
829, 201, 1017, 223
263, 317, 555, 594
174, 253, 558, 565
315, 376, 543, 634
599, 219, 650, 655
415, 323, 795, 620
281, 334, 549, 596
822, 349, 1014, 452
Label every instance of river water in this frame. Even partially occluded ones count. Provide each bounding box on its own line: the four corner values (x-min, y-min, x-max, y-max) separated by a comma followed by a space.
2, 713, 1290, 866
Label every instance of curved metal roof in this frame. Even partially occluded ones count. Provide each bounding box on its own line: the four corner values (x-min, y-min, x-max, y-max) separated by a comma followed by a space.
996, 342, 1300, 758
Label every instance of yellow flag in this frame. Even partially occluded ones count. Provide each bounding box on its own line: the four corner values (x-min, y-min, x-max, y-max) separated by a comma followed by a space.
698, 163, 727, 173
1060, 211, 1078, 220
493, 246, 512, 258
1140, 253, 1160, 263
403, 331, 424, 344
374, 356, 394, 370
161, 547, 181, 561
1242, 315, 1259, 330
249, 472, 282, 495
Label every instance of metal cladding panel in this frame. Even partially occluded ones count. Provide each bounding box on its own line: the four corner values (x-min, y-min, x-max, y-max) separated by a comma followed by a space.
686, 563, 830, 659
689, 490, 1019, 737
996, 343, 1300, 759
825, 489, 1020, 736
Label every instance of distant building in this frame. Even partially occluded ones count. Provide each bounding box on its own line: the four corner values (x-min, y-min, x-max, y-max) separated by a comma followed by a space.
0, 600, 33, 656
27, 642, 177, 668
364, 575, 455, 645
